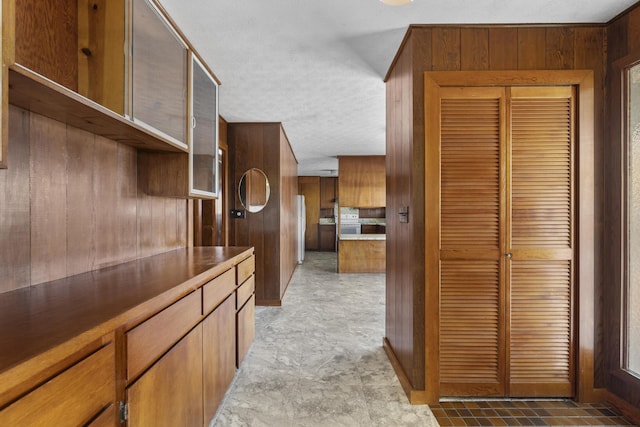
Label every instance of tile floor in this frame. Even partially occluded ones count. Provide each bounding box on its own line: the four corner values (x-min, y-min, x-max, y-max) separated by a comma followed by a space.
431, 400, 635, 426
211, 251, 637, 427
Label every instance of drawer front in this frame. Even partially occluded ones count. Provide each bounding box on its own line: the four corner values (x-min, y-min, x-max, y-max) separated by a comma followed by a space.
236, 275, 255, 310
127, 290, 201, 381
203, 268, 236, 315
237, 255, 255, 285
0, 343, 115, 426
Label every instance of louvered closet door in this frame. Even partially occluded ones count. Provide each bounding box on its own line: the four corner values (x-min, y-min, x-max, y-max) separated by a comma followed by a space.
438, 85, 575, 398
507, 86, 574, 397
439, 87, 507, 397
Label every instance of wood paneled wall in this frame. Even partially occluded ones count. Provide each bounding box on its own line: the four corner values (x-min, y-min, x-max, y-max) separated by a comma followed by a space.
228, 122, 298, 306
604, 3, 640, 414
279, 126, 298, 297
384, 24, 607, 398
0, 106, 188, 294
298, 176, 320, 250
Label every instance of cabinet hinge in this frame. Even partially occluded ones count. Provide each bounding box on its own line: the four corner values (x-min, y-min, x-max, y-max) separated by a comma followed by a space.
119, 401, 129, 424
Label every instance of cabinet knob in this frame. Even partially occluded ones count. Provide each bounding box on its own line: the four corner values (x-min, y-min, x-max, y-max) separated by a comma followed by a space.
505, 253, 512, 259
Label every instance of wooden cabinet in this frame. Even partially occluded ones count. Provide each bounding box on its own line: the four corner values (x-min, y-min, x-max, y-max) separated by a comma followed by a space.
338, 156, 385, 208
0, 247, 254, 427
4, 0, 221, 199
236, 255, 255, 367
320, 177, 337, 209
203, 294, 236, 423
318, 224, 336, 252
130, 0, 188, 147
338, 239, 385, 273
126, 290, 202, 381
128, 325, 204, 427
0, 342, 115, 426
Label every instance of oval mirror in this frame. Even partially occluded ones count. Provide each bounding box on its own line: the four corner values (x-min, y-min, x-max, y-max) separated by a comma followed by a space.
239, 168, 271, 213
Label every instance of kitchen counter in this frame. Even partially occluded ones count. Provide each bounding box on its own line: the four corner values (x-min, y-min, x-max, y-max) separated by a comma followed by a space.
339, 234, 386, 241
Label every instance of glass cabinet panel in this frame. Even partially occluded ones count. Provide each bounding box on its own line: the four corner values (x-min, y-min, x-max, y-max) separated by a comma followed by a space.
131, 0, 188, 147
190, 56, 219, 197
626, 62, 640, 377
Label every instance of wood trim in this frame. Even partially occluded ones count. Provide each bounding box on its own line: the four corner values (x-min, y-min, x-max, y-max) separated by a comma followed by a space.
424, 73, 441, 404
383, 338, 432, 404
424, 69, 595, 401
606, 389, 640, 425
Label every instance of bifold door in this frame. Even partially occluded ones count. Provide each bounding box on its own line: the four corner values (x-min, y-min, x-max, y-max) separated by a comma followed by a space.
438, 85, 575, 398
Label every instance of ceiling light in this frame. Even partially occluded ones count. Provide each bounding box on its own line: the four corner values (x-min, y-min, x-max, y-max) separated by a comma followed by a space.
380, 0, 413, 5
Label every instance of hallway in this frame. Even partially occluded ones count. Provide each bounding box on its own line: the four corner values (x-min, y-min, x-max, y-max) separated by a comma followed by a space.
212, 251, 438, 426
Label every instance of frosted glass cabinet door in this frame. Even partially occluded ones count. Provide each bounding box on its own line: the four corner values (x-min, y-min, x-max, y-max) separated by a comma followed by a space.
191, 56, 219, 197
132, 0, 188, 147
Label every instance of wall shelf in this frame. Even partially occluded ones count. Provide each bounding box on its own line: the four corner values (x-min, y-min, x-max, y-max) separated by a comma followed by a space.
8, 64, 187, 153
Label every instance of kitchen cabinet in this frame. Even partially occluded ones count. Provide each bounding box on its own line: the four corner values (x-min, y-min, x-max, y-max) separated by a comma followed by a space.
318, 224, 336, 252
203, 294, 236, 423
128, 325, 204, 427
0, 341, 115, 426
338, 238, 386, 273
0, 247, 254, 427
130, 0, 189, 148
5, 0, 221, 199
320, 177, 337, 209
236, 256, 256, 367
338, 156, 386, 208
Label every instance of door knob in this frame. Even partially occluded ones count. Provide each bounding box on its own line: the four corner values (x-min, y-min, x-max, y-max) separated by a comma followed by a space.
506, 253, 512, 259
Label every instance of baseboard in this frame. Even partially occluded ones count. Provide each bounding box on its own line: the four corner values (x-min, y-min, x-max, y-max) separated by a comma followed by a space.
256, 299, 282, 306
382, 337, 434, 405
605, 390, 640, 425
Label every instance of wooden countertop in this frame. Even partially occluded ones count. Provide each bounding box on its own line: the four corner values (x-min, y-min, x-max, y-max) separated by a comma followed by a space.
0, 246, 252, 393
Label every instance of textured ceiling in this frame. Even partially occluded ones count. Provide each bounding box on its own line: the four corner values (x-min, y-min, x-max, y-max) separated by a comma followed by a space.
158, 0, 636, 176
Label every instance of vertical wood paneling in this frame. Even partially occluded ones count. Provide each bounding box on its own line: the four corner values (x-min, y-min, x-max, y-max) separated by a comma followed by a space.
298, 176, 320, 250
545, 27, 574, 70
30, 113, 68, 285
228, 123, 295, 305
66, 127, 96, 276
94, 135, 119, 269
0, 108, 189, 294
517, 28, 546, 69
0, 107, 30, 293
279, 129, 298, 296
489, 28, 518, 70
432, 28, 461, 71
461, 28, 489, 71
117, 144, 139, 259
628, 7, 640, 53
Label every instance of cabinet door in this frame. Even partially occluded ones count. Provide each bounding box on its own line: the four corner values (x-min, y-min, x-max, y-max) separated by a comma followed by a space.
203, 294, 236, 423
237, 294, 255, 368
0, 343, 115, 426
190, 54, 219, 197
320, 177, 337, 209
338, 156, 385, 207
131, 0, 188, 147
127, 325, 203, 427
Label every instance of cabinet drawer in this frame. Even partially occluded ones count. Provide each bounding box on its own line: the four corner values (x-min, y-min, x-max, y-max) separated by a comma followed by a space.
236, 275, 255, 310
203, 268, 236, 315
127, 290, 201, 381
237, 255, 255, 285
0, 343, 115, 426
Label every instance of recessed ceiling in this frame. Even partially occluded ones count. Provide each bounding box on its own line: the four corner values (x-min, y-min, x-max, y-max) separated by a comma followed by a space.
158, 0, 637, 176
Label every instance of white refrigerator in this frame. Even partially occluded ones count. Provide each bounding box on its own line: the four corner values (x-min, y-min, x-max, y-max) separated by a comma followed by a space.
297, 195, 306, 264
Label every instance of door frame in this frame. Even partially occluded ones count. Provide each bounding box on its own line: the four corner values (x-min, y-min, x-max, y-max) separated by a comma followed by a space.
423, 70, 596, 403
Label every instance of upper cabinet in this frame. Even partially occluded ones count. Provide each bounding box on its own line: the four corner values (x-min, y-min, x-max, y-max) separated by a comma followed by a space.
2, 0, 220, 198
190, 55, 220, 197
338, 156, 386, 208
129, 0, 188, 149
320, 177, 337, 209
